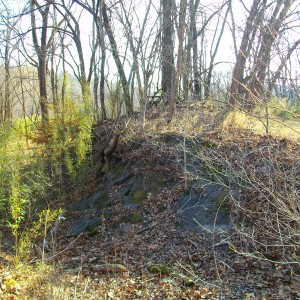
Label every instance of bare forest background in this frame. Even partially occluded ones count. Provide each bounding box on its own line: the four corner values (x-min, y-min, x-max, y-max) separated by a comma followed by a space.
0, 0, 299, 123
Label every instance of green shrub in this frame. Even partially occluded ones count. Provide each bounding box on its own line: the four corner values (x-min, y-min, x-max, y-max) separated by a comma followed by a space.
29, 97, 94, 181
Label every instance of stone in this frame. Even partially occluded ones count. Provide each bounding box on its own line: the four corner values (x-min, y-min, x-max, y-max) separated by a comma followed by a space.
68, 214, 101, 236
175, 184, 233, 233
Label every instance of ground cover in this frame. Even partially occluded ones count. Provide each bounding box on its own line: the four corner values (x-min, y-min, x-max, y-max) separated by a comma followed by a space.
0, 104, 299, 299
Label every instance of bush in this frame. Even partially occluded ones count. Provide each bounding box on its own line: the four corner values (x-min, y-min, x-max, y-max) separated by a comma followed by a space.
0, 96, 93, 264
0, 120, 62, 264
28, 98, 93, 182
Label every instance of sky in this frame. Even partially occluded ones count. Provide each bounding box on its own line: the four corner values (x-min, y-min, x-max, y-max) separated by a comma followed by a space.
2, 0, 300, 87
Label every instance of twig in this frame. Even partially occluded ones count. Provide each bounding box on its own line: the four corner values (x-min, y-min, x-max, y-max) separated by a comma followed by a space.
29, 233, 83, 263
136, 222, 158, 234
187, 238, 199, 249
213, 239, 229, 248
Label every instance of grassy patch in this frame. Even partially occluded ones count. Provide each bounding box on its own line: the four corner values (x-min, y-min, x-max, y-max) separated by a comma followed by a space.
223, 109, 300, 141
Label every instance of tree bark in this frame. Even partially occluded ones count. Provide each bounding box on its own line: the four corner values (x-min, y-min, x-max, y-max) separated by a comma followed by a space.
161, 0, 175, 103
31, 0, 51, 122
169, 0, 187, 119
229, 0, 264, 106
249, 0, 293, 100
4, 25, 12, 121
99, 20, 107, 120
191, 0, 200, 100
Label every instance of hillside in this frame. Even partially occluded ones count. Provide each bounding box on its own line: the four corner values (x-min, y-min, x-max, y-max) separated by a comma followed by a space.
0, 105, 300, 299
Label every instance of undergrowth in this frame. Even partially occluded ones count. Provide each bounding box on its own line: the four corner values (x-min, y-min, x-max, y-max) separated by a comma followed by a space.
0, 98, 93, 267
194, 125, 300, 274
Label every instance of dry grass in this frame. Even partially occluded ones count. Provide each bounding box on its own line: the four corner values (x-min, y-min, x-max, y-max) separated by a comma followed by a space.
223, 109, 300, 141
0, 255, 218, 299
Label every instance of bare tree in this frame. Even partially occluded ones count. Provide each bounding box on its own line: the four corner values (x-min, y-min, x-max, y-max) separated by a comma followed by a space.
268, 37, 300, 96
229, 0, 266, 106
71, 0, 135, 115
98, 5, 107, 120
117, 1, 143, 101
1, 9, 13, 122
0, 3, 23, 123
54, 0, 97, 99
101, 1, 133, 115
116, 0, 155, 124
190, 0, 200, 100
230, 0, 297, 107
61, 0, 107, 119
161, 0, 175, 103
184, 1, 226, 101
248, 0, 293, 100
169, 0, 187, 119
30, 0, 64, 122
31, 0, 51, 122
204, 0, 230, 99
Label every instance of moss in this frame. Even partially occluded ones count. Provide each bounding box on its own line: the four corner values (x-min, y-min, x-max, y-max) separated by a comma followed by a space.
147, 264, 174, 276
128, 170, 166, 206
168, 176, 177, 185
89, 226, 100, 236
129, 212, 141, 223
158, 204, 165, 212
95, 191, 110, 210
132, 189, 147, 204
101, 191, 109, 202
111, 162, 128, 175
183, 277, 196, 287
227, 245, 236, 253
148, 174, 164, 193
184, 190, 190, 196
112, 212, 141, 228
160, 133, 181, 144
175, 220, 183, 228
173, 273, 196, 287
199, 159, 227, 183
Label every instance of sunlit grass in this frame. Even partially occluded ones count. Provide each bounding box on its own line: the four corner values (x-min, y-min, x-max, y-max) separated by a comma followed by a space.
223, 109, 300, 141
0, 252, 209, 299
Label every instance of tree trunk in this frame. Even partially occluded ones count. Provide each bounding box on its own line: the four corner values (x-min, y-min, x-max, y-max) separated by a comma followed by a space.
50, 45, 59, 104
169, 0, 187, 119
183, 32, 191, 102
4, 27, 12, 121
33, 1, 64, 121
31, 0, 51, 122
229, 0, 263, 106
161, 0, 175, 103
99, 26, 107, 120
101, 1, 132, 115
249, 0, 292, 100
38, 56, 49, 122
191, 0, 200, 100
